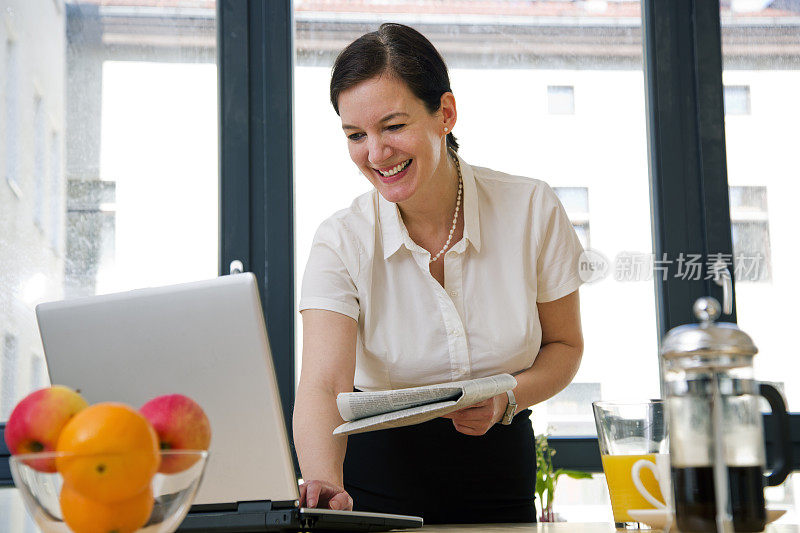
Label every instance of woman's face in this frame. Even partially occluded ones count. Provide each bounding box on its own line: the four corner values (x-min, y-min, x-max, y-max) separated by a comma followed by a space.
337, 74, 455, 205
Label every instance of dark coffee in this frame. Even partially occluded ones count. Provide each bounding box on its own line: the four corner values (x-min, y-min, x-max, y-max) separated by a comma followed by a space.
672, 466, 766, 532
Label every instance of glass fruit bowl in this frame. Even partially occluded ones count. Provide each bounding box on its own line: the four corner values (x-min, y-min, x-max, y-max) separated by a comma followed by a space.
10, 450, 208, 533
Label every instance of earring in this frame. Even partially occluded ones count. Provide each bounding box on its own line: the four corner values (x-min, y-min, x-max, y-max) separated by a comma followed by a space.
444, 127, 449, 133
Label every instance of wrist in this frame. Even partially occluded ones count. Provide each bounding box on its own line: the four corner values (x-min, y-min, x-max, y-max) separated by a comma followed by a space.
500, 389, 517, 425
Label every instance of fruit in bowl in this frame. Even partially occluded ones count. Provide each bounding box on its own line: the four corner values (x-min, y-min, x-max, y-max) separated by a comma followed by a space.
56, 402, 161, 502
6, 387, 212, 532
10, 449, 208, 533
60, 484, 155, 533
140, 394, 211, 474
4, 386, 88, 472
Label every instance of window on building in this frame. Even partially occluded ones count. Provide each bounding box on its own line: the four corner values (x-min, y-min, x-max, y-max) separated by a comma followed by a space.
65, 180, 117, 298
1, 334, 19, 416
554, 186, 590, 249
29, 353, 48, 390
4, 39, 21, 196
724, 85, 750, 115
34, 95, 47, 229
539, 382, 602, 435
50, 131, 63, 252
729, 186, 771, 282
548, 85, 575, 115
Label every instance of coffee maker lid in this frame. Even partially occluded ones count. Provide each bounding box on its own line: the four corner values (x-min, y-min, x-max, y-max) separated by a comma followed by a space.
660, 297, 758, 367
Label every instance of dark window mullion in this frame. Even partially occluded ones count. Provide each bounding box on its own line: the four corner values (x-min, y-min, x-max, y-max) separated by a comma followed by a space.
219, 0, 252, 277
692, 0, 737, 307
251, 0, 296, 442
644, 0, 726, 343
218, 0, 295, 450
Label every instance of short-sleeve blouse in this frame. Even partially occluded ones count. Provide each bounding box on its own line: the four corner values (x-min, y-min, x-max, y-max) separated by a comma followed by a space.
299, 154, 585, 392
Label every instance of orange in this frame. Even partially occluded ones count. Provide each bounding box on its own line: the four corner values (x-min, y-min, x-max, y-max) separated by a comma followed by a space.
56, 402, 160, 503
60, 484, 154, 533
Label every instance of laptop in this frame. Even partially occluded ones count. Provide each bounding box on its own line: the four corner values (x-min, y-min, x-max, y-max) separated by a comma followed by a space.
35, 273, 423, 532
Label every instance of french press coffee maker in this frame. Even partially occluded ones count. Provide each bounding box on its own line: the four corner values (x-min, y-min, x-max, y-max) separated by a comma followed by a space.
660, 296, 792, 533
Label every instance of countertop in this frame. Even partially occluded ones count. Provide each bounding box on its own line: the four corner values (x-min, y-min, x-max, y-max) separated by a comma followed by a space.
415, 525, 799, 532
2, 487, 797, 532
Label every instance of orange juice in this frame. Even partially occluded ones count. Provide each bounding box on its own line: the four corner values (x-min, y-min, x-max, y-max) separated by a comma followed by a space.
601, 454, 666, 523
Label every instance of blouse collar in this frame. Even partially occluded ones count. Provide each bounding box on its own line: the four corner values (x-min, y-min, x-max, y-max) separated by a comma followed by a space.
379, 152, 482, 260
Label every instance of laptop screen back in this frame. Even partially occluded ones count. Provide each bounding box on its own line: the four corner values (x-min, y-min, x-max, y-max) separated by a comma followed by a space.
35, 273, 299, 505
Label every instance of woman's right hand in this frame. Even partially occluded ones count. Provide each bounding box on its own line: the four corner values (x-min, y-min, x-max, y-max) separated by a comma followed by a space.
299, 480, 353, 511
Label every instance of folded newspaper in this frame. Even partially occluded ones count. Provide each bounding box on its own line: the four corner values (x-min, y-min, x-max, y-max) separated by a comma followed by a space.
333, 374, 517, 436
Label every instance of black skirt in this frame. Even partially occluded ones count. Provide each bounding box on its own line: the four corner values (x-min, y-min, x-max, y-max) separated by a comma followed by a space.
342, 408, 537, 524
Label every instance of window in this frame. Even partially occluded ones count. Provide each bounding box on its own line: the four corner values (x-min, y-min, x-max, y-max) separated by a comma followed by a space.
293, 1, 659, 442
554, 186, 591, 249
722, 14, 800, 410
1, 334, 19, 417
4, 39, 20, 196
729, 186, 771, 282
724, 85, 750, 115
65, 180, 117, 298
50, 131, 62, 251
0, 0, 219, 421
540, 382, 601, 435
548, 85, 575, 114
29, 353, 48, 391
34, 95, 46, 229
293, 9, 656, 518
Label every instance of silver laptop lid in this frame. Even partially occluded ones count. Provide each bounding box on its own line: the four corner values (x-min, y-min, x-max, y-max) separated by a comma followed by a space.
35, 273, 299, 506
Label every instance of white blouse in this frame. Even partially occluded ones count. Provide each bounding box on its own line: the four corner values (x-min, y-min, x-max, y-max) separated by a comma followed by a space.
299, 154, 584, 392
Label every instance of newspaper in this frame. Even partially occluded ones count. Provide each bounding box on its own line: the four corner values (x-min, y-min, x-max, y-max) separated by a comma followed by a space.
333, 374, 517, 436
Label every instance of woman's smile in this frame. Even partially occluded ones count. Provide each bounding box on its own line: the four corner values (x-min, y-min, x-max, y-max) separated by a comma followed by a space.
337, 74, 451, 206
374, 159, 412, 184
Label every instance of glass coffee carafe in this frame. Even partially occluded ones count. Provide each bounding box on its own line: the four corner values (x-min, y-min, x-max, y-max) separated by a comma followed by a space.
661, 296, 792, 533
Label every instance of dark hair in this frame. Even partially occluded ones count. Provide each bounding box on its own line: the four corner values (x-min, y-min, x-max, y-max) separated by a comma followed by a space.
330, 23, 459, 152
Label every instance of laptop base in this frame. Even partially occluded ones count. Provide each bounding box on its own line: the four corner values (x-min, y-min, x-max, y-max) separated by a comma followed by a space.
178, 500, 423, 532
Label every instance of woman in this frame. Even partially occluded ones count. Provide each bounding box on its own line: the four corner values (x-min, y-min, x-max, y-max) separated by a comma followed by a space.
293, 23, 584, 524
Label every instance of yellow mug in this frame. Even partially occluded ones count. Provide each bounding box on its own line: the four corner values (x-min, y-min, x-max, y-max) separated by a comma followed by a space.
601, 453, 670, 523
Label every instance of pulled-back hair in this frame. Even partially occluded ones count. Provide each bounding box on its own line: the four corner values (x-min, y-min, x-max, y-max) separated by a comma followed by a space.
330, 23, 459, 152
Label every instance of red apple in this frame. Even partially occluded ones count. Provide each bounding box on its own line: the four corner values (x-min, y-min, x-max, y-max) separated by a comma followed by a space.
4, 385, 89, 472
140, 394, 211, 474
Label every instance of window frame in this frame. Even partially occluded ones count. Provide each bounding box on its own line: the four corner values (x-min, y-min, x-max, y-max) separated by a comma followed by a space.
563, 0, 796, 471
217, 0, 296, 451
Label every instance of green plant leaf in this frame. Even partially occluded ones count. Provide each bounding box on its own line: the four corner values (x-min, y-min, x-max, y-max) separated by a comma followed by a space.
534, 433, 591, 513
560, 470, 593, 480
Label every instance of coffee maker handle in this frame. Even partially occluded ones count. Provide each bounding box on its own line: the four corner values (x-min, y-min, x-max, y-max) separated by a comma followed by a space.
760, 383, 793, 487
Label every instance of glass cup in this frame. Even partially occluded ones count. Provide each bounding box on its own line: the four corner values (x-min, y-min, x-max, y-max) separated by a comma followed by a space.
593, 400, 670, 528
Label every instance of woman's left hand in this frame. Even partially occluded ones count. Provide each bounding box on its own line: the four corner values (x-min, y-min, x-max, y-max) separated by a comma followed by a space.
441, 392, 509, 436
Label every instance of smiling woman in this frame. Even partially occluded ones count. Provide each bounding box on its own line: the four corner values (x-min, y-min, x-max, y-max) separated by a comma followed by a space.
337, 75, 458, 215
292, 23, 585, 524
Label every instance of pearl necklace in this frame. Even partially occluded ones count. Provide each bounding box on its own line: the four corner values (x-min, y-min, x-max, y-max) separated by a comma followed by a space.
430, 154, 463, 263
